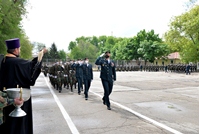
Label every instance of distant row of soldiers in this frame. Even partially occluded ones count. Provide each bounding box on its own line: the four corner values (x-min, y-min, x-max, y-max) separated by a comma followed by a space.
42, 62, 77, 93
115, 64, 197, 73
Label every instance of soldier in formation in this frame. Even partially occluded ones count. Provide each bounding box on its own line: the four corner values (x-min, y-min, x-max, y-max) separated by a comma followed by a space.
48, 62, 64, 93
48, 60, 78, 93
71, 59, 83, 95
66, 60, 77, 92
82, 58, 93, 100
115, 63, 197, 73
42, 64, 49, 77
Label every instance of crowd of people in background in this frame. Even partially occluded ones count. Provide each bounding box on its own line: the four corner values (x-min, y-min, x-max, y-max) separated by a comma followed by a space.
115, 63, 196, 75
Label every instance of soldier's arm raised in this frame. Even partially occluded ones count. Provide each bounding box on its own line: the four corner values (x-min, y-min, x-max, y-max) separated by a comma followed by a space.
95, 53, 104, 65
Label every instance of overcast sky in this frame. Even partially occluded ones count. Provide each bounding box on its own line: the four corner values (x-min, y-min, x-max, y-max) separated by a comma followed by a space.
22, 0, 193, 51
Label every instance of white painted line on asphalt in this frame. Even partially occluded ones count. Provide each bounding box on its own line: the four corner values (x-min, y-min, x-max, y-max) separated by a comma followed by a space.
90, 90, 183, 134
43, 76, 79, 134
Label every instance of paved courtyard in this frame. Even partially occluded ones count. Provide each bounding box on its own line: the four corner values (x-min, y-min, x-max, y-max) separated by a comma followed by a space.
32, 71, 199, 134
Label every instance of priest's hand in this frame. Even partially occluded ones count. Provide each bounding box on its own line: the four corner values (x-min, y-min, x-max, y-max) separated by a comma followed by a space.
42, 48, 48, 54
38, 48, 48, 62
14, 98, 24, 106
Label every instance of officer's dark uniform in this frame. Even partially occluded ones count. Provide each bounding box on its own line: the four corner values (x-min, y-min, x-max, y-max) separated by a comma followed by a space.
72, 62, 83, 94
82, 62, 93, 100
95, 54, 116, 110
186, 64, 191, 75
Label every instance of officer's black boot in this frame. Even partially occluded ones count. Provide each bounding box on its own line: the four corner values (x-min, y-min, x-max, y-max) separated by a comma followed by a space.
56, 84, 58, 90
59, 87, 62, 93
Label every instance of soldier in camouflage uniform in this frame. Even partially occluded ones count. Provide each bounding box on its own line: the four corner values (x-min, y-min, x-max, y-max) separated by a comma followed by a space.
63, 62, 71, 89
42, 64, 49, 77
54, 62, 64, 93
60, 62, 65, 91
53, 63, 59, 90
48, 63, 56, 88
68, 69, 77, 92
0, 91, 23, 128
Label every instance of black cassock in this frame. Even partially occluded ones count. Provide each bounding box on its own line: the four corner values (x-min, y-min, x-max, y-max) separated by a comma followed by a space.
0, 56, 42, 134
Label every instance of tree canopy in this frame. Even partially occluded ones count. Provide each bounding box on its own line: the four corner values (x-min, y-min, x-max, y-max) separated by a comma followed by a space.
2, 0, 198, 64
0, 0, 32, 59
164, 5, 199, 63
68, 29, 168, 64
69, 40, 98, 62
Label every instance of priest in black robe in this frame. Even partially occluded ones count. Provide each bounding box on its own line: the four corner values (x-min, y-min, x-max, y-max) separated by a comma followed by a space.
0, 38, 47, 134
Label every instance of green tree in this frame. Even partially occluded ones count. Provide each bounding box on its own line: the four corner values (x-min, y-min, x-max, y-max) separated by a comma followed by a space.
0, 0, 32, 59
49, 43, 59, 59
90, 36, 99, 47
104, 36, 116, 51
115, 29, 164, 63
164, 5, 199, 63
58, 49, 67, 61
113, 38, 129, 60
69, 40, 98, 61
68, 41, 77, 51
98, 35, 107, 54
138, 40, 169, 64
20, 36, 33, 59
124, 37, 142, 60
135, 29, 169, 64
76, 36, 89, 44
69, 47, 82, 60
68, 29, 166, 63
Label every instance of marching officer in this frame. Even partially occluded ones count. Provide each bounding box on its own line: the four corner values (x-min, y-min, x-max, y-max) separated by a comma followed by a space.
95, 51, 116, 110
186, 64, 191, 75
71, 59, 83, 95
82, 58, 93, 100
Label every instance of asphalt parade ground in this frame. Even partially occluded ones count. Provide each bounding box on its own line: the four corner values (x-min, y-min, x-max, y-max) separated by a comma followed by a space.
31, 71, 199, 134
